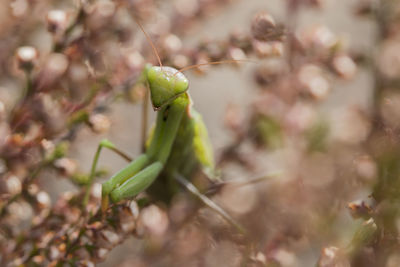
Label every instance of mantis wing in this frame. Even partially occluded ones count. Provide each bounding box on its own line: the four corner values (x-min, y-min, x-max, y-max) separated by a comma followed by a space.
191, 109, 218, 181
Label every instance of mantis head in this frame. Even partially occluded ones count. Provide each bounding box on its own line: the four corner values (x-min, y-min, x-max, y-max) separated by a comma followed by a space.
146, 65, 189, 110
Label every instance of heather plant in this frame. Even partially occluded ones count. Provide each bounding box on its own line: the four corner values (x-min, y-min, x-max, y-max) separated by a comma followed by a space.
0, 0, 399, 266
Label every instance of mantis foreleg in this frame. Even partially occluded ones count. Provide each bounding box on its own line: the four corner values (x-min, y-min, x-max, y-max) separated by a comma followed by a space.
80, 138, 152, 211
99, 96, 188, 211
110, 162, 163, 202
83, 139, 143, 207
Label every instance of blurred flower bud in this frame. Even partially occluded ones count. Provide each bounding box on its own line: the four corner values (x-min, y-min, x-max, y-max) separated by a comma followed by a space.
253, 62, 283, 86
32, 255, 44, 265
37, 191, 51, 208
298, 64, 330, 100
194, 53, 211, 74
27, 184, 39, 196
300, 25, 337, 53
378, 39, 400, 79
269, 249, 299, 267
125, 50, 145, 72
129, 201, 140, 219
129, 84, 146, 103
88, 113, 111, 134
69, 62, 89, 82
199, 40, 225, 61
251, 12, 277, 41
354, 1, 373, 17
224, 103, 244, 134
251, 252, 267, 265
254, 92, 287, 119
219, 183, 257, 215
16, 46, 38, 71
174, 0, 199, 17
36, 53, 69, 89
228, 47, 246, 65
46, 10, 68, 34
354, 155, 377, 181
32, 93, 66, 136
91, 183, 102, 200
96, 248, 110, 261
139, 205, 169, 236
87, 0, 116, 30
10, 0, 29, 17
229, 29, 251, 50
172, 54, 189, 69
7, 200, 33, 221
380, 90, 400, 129
318, 246, 350, 267
307, 0, 324, 8
5, 175, 22, 195
285, 102, 316, 133
101, 229, 122, 247
119, 206, 136, 233
54, 157, 78, 176
0, 100, 5, 121
162, 34, 182, 54
332, 54, 357, 79
348, 199, 373, 220
330, 107, 371, 144
253, 40, 284, 58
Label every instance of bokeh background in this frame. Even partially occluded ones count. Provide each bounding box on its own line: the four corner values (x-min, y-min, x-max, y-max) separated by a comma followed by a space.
1, 0, 398, 266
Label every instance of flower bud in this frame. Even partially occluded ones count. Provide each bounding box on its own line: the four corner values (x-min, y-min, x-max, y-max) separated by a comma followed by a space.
16, 46, 38, 71
298, 64, 330, 100
347, 199, 373, 219
332, 54, 357, 79
318, 247, 350, 267
162, 34, 182, 54
88, 113, 111, 134
54, 157, 78, 176
46, 10, 68, 34
251, 12, 277, 41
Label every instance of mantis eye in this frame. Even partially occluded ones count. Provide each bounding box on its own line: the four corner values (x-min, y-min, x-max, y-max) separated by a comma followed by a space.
146, 66, 189, 109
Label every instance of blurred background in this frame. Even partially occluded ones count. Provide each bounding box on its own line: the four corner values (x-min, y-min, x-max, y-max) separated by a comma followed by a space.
1, 0, 399, 266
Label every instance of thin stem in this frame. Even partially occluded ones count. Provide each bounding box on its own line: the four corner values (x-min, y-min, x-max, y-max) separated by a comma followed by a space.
141, 87, 149, 153
82, 145, 103, 207
174, 172, 246, 234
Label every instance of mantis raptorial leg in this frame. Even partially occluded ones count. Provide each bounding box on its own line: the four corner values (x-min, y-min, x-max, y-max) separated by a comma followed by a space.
84, 137, 245, 232
82, 139, 141, 207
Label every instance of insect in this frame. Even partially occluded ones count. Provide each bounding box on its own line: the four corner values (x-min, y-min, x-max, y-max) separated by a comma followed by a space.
83, 20, 252, 233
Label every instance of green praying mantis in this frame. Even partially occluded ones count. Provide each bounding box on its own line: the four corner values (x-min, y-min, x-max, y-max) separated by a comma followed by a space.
83, 21, 259, 233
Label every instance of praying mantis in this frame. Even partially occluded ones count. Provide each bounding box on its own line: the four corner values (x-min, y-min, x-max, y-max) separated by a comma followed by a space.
83, 21, 252, 233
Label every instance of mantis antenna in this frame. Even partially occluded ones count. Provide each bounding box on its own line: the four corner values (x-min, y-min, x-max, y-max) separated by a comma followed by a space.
175, 59, 257, 75
133, 16, 163, 67
132, 16, 163, 151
